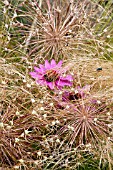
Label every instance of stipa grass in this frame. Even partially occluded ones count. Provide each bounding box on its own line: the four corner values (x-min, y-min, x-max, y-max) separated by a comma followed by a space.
0, 0, 113, 169
1, 56, 113, 169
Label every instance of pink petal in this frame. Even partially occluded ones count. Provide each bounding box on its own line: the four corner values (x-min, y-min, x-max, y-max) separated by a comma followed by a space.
29, 72, 38, 78
37, 79, 46, 85
60, 75, 73, 82
34, 66, 41, 73
65, 75, 73, 81
57, 60, 63, 67
47, 82, 55, 89
45, 60, 50, 69
56, 79, 72, 87
39, 64, 45, 70
39, 64, 44, 69
51, 59, 56, 66
38, 64, 46, 73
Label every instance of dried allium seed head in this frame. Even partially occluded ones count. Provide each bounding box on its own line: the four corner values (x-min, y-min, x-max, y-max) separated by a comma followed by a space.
58, 102, 111, 147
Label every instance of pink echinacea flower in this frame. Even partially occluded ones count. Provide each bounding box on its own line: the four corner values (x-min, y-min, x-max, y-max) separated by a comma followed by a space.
29, 59, 73, 89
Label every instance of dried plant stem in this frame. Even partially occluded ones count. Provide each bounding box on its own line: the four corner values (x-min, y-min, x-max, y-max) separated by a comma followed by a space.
24, 16, 37, 54
24, 0, 43, 54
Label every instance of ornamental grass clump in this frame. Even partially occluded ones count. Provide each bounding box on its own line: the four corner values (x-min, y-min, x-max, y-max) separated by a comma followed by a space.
1, 58, 113, 169
1, 0, 113, 169
0, 103, 48, 168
